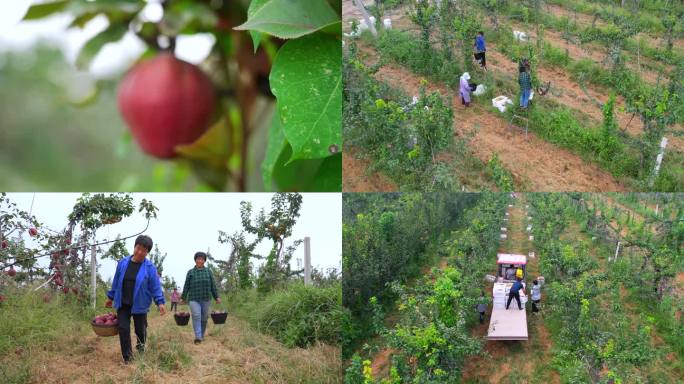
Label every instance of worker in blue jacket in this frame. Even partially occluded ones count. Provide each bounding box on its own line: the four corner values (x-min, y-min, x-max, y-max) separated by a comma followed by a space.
474, 31, 487, 70
506, 277, 525, 311
106, 235, 166, 363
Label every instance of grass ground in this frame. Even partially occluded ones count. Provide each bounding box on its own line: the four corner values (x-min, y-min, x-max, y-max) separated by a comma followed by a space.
0, 289, 341, 384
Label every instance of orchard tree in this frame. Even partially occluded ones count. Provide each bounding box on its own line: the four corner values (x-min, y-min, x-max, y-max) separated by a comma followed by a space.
452, 7, 481, 73
22, 0, 342, 192
0, 193, 158, 304
580, 16, 640, 72
410, 0, 437, 53
239, 193, 304, 292
148, 244, 167, 277
0, 193, 45, 284
621, 222, 683, 299
217, 230, 258, 289
437, 0, 457, 61
626, 65, 682, 184
103, 236, 129, 261
474, 0, 508, 32
46, 193, 159, 299
162, 275, 178, 291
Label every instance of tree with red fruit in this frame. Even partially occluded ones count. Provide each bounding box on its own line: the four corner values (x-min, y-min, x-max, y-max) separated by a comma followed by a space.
0, 193, 45, 284
45, 193, 159, 304
1, 193, 159, 307
22, 0, 342, 192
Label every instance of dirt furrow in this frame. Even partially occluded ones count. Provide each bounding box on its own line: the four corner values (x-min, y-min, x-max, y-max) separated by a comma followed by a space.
371, 62, 626, 191
343, 147, 397, 192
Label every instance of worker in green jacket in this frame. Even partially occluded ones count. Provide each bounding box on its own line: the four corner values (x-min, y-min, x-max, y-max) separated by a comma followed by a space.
181, 252, 221, 344
518, 59, 532, 109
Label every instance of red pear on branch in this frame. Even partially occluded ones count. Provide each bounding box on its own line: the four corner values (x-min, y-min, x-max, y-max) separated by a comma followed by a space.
117, 53, 216, 159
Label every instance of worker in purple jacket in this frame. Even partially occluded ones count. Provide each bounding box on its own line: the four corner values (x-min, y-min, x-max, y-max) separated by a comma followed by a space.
460, 72, 472, 107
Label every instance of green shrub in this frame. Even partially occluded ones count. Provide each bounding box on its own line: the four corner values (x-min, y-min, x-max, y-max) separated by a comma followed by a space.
487, 153, 514, 192
248, 283, 344, 348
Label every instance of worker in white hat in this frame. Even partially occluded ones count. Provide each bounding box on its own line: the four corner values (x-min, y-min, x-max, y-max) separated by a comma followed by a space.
460, 72, 472, 107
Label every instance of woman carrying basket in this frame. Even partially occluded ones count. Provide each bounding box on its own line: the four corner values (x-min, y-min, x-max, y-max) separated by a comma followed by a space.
181, 252, 221, 344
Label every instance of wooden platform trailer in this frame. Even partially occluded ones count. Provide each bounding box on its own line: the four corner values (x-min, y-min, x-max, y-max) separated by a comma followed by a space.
487, 253, 529, 341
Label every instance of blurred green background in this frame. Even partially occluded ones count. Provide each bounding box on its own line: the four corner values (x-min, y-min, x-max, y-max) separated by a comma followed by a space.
0, 44, 269, 191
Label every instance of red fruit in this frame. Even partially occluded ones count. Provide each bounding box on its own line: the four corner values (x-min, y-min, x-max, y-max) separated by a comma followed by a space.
112, 319, 118, 325
29, 227, 38, 237
0, 295, 6, 302
7, 266, 16, 277
104, 320, 114, 326
1, 239, 8, 249
117, 53, 216, 159
95, 318, 105, 325
62, 287, 69, 294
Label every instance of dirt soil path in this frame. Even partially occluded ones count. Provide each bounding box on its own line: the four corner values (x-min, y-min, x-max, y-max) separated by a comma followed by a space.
544, 2, 684, 54
24, 307, 341, 384
369, 59, 627, 191
345, 0, 684, 153
343, 147, 397, 191
462, 196, 560, 384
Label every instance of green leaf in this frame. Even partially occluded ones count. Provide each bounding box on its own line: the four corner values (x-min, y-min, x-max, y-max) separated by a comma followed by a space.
308, 154, 341, 191
249, 31, 264, 52
161, 1, 218, 36
76, 23, 128, 70
319, 20, 342, 37
246, 0, 268, 50
234, 0, 339, 39
22, 1, 69, 21
175, 117, 232, 170
69, 12, 100, 29
269, 33, 341, 160
326, 0, 342, 16
262, 114, 341, 191
272, 144, 324, 191
67, 1, 144, 21
262, 112, 288, 191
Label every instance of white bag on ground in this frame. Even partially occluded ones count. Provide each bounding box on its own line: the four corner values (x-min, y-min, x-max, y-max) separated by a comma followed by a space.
492, 95, 513, 113
473, 84, 486, 96
513, 30, 528, 42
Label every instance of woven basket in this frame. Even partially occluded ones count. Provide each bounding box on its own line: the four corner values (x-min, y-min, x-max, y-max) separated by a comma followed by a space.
211, 312, 228, 324
174, 313, 190, 326
91, 321, 119, 337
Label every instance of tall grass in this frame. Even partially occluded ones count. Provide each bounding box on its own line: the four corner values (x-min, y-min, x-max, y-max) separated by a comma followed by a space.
226, 282, 344, 348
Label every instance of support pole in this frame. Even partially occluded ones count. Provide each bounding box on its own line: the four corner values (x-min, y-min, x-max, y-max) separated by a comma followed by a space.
304, 237, 312, 286
649, 137, 668, 188
91, 243, 97, 308
353, 0, 377, 36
